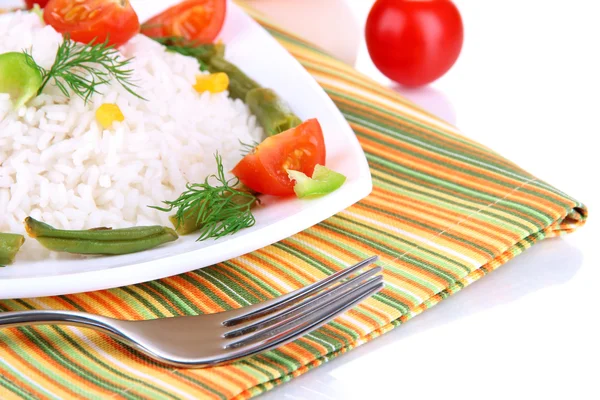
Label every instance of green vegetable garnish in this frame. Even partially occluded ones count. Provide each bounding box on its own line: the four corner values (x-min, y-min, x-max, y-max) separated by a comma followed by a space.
31, 4, 44, 22
151, 153, 258, 241
288, 165, 347, 199
245, 88, 302, 136
238, 139, 260, 157
0, 52, 43, 108
205, 56, 261, 100
24, 217, 178, 255
0, 233, 25, 266
26, 37, 143, 103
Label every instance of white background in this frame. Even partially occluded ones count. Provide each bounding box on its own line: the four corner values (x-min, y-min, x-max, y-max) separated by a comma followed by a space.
258, 1, 600, 399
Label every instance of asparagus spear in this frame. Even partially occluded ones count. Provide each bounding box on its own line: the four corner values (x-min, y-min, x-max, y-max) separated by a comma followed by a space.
205, 56, 261, 100
246, 88, 302, 136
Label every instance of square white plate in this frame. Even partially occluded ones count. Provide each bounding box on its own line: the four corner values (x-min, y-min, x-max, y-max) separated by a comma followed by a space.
0, 0, 372, 299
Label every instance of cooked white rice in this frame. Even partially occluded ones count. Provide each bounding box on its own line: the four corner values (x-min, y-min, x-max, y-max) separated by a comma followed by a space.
0, 12, 262, 255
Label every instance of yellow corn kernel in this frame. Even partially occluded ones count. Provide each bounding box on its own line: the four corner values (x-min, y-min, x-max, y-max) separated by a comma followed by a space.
193, 72, 229, 94
95, 103, 124, 129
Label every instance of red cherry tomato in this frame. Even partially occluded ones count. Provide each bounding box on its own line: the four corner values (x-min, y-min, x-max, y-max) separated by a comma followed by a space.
365, 0, 463, 87
141, 0, 226, 43
24, 0, 49, 8
232, 119, 326, 196
43, 0, 140, 47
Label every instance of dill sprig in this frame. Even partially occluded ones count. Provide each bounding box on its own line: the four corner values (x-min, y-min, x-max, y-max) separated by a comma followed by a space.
26, 37, 143, 103
151, 153, 258, 241
239, 139, 260, 157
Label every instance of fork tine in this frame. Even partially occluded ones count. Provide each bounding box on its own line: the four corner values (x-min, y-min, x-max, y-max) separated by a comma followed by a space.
223, 280, 384, 362
225, 275, 383, 350
223, 255, 379, 326
224, 266, 383, 338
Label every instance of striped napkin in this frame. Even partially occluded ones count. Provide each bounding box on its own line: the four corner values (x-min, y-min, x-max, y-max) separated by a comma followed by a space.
0, 5, 587, 400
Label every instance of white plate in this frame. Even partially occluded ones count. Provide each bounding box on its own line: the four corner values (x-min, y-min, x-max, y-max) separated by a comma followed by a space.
0, 1, 372, 299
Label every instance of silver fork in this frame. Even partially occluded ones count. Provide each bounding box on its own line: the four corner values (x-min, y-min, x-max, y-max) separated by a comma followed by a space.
0, 256, 382, 368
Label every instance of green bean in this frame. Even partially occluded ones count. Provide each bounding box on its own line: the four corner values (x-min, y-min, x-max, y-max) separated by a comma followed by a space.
24, 217, 178, 255
245, 88, 302, 136
0, 233, 25, 266
194, 42, 225, 62
206, 56, 260, 100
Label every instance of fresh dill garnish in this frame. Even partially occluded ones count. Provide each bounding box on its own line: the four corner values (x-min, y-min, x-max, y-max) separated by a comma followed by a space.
151, 153, 258, 241
149, 36, 225, 71
25, 37, 143, 103
239, 139, 260, 157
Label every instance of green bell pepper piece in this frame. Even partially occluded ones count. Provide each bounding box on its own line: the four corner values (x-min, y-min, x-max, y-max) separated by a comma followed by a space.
288, 165, 346, 199
0, 52, 42, 108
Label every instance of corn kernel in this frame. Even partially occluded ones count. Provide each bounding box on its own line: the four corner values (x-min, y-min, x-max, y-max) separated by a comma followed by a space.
95, 103, 124, 129
193, 72, 229, 94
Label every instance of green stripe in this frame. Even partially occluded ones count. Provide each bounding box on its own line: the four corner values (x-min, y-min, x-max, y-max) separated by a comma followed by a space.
357, 119, 567, 204
0, 303, 82, 394
171, 371, 227, 400
117, 286, 167, 318
341, 104, 531, 174
271, 241, 338, 276
15, 327, 128, 398
293, 339, 326, 359
7, 303, 170, 399
252, 355, 290, 380
265, 29, 333, 59
324, 85, 494, 154
370, 166, 542, 232
196, 269, 255, 307
0, 373, 36, 400
226, 261, 282, 298
366, 152, 555, 224
259, 350, 300, 373
145, 279, 200, 315
308, 222, 446, 294
353, 200, 497, 258
51, 327, 179, 400
218, 262, 273, 302
179, 273, 233, 311
320, 220, 460, 284
332, 214, 473, 275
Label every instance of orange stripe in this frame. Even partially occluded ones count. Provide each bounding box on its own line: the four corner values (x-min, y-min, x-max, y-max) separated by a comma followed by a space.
368, 160, 545, 230
371, 187, 520, 245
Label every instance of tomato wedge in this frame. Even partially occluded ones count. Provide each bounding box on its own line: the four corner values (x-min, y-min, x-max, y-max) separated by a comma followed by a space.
141, 0, 226, 43
24, 0, 49, 8
43, 0, 140, 47
232, 119, 326, 197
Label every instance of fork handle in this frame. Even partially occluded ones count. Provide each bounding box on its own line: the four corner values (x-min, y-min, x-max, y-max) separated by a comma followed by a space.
0, 310, 121, 337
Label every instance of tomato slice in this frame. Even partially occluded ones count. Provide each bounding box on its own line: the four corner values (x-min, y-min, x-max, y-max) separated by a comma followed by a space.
232, 119, 326, 197
43, 0, 140, 47
141, 0, 226, 43
24, 0, 49, 8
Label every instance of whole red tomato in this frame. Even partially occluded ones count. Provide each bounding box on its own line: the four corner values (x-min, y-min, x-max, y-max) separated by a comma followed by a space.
365, 0, 463, 87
